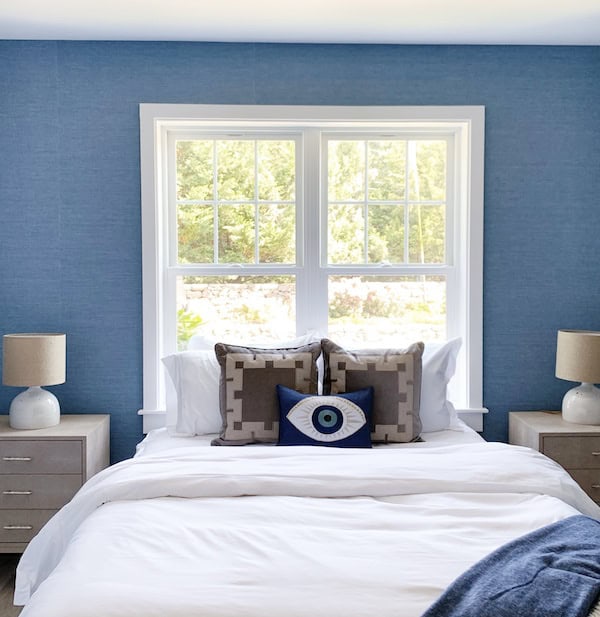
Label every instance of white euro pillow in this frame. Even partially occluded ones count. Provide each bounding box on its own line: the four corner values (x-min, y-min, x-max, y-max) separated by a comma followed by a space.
419, 338, 462, 433
162, 350, 222, 436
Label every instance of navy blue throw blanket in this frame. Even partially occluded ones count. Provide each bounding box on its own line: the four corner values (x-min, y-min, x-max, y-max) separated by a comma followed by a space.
422, 515, 600, 617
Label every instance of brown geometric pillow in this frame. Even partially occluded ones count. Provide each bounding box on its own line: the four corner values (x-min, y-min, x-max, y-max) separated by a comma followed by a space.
321, 338, 424, 443
212, 341, 321, 445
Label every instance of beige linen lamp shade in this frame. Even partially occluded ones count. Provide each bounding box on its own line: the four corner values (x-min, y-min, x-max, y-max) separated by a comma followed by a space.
3, 333, 66, 387
2, 333, 66, 429
555, 330, 600, 425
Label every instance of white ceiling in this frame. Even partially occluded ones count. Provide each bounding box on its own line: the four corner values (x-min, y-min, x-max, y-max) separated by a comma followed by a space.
1, 0, 599, 45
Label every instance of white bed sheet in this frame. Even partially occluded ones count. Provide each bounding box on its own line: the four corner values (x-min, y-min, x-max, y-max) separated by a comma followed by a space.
15, 430, 600, 617
134, 419, 484, 458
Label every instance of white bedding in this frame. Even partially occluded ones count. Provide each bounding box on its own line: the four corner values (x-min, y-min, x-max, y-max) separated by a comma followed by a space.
134, 420, 484, 458
15, 430, 600, 616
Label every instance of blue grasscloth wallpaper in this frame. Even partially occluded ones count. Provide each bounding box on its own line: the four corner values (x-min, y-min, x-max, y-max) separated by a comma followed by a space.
1, 42, 599, 463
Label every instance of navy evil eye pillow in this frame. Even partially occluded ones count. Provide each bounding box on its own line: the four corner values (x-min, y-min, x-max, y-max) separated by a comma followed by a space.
276, 384, 373, 448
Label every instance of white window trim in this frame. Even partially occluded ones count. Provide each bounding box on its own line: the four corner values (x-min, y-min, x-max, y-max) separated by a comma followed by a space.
139, 104, 487, 433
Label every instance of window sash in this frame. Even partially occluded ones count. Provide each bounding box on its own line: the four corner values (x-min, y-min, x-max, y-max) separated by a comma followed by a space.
168, 131, 302, 268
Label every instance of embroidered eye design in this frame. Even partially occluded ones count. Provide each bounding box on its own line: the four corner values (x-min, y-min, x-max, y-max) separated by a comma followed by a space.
286, 396, 367, 442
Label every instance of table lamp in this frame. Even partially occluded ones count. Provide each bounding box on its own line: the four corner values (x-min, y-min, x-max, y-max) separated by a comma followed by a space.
2, 333, 66, 429
555, 329, 600, 425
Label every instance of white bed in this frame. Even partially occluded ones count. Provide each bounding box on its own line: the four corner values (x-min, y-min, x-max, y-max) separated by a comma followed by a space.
134, 419, 484, 457
14, 421, 600, 617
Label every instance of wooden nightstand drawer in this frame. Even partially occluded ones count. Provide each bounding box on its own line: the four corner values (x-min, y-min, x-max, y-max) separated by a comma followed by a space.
0, 509, 57, 543
542, 436, 600, 470
0, 440, 82, 474
0, 475, 81, 509
567, 470, 600, 503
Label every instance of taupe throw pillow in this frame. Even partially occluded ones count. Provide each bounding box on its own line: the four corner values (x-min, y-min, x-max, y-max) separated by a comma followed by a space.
321, 338, 424, 443
212, 341, 321, 445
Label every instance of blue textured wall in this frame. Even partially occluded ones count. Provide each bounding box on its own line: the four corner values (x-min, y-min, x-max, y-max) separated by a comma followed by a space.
1, 42, 599, 462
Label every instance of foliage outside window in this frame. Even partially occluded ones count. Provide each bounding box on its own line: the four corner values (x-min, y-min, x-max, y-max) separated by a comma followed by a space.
173, 134, 449, 349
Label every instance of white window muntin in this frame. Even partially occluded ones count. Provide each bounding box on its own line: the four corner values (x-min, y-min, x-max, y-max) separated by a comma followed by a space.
166, 129, 303, 268
140, 105, 485, 431
320, 130, 454, 268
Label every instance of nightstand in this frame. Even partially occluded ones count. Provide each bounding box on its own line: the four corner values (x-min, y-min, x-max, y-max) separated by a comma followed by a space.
508, 411, 600, 504
0, 414, 110, 552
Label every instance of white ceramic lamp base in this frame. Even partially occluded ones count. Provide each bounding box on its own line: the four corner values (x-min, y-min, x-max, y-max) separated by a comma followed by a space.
561, 382, 600, 425
9, 386, 61, 430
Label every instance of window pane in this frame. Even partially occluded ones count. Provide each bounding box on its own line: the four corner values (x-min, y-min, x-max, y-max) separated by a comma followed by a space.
408, 205, 445, 264
257, 141, 295, 201
328, 141, 365, 201
217, 141, 255, 200
328, 275, 446, 346
367, 204, 405, 264
328, 203, 365, 264
176, 140, 213, 201
258, 204, 295, 263
327, 138, 448, 267
408, 140, 447, 201
177, 275, 296, 350
218, 204, 255, 263
177, 204, 214, 263
368, 140, 406, 201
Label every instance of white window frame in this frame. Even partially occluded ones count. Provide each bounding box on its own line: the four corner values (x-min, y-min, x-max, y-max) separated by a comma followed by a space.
139, 104, 486, 432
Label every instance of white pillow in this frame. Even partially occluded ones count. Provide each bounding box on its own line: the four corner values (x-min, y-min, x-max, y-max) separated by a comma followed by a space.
419, 338, 462, 433
164, 332, 323, 435
162, 351, 222, 436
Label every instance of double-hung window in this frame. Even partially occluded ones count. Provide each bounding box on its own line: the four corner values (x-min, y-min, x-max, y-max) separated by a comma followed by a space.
140, 105, 485, 431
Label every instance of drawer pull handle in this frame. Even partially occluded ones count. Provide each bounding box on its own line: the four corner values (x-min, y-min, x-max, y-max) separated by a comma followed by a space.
2, 456, 32, 462
3, 525, 33, 530
2, 490, 32, 496
592, 452, 600, 457
592, 485, 600, 489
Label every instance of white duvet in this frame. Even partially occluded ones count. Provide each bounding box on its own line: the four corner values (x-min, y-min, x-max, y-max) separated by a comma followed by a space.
15, 440, 600, 616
